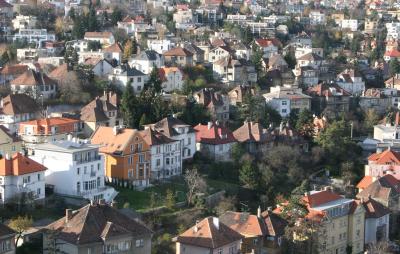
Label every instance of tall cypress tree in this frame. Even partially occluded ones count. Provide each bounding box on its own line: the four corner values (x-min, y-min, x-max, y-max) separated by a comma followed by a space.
121, 82, 137, 128
145, 64, 162, 93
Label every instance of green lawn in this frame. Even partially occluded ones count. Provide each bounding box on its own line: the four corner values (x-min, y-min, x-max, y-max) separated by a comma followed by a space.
114, 180, 187, 211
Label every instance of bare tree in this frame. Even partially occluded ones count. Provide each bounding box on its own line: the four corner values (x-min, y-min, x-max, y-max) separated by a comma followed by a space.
184, 167, 206, 206
214, 195, 237, 216
367, 241, 391, 254
8, 215, 33, 245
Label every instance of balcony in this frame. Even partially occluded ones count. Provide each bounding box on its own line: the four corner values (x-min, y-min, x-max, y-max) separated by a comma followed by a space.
74, 155, 102, 165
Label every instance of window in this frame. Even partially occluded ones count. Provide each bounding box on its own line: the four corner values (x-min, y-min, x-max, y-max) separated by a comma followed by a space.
131, 144, 134, 152
187, 137, 191, 145
77, 167, 80, 175
156, 146, 161, 153
139, 168, 143, 177
138, 143, 143, 152
37, 173, 41, 181
139, 154, 145, 163
166, 158, 170, 165
137, 77, 142, 82
128, 155, 133, 165
84, 166, 87, 174
37, 188, 41, 196
156, 159, 161, 166
137, 86, 142, 91
77, 182, 80, 192
282, 100, 287, 106
135, 239, 144, 247
97, 163, 100, 171
218, 249, 222, 254
282, 109, 287, 113
97, 177, 100, 188
23, 176, 30, 184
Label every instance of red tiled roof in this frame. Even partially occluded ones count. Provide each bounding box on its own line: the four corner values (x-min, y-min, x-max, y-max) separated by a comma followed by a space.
356, 176, 374, 189
163, 47, 193, 57
368, 149, 400, 165
219, 211, 265, 237
385, 49, 400, 58
194, 122, 236, 145
303, 190, 342, 208
255, 38, 282, 48
0, 153, 46, 176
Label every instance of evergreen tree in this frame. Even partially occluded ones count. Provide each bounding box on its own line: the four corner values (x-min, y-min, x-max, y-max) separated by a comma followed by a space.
111, 7, 123, 26
239, 161, 258, 190
251, 43, 264, 76
139, 113, 149, 127
243, 26, 253, 45
72, 15, 86, 39
284, 52, 297, 69
295, 109, 314, 139
121, 82, 136, 128
390, 58, 400, 76
145, 65, 162, 93
132, 36, 138, 55
87, 3, 98, 32
69, 7, 76, 20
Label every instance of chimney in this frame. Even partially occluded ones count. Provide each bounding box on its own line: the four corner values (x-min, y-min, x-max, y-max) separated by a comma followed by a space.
257, 206, 261, 218
304, 191, 310, 197
65, 209, 72, 223
5, 153, 10, 160
207, 121, 213, 130
194, 220, 200, 232
113, 126, 119, 135
212, 217, 219, 230
396, 112, 400, 127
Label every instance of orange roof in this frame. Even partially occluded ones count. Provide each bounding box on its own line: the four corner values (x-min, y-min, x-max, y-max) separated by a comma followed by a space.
0, 153, 46, 176
0, 64, 28, 76
356, 176, 373, 189
194, 122, 236, 145
84, 32, 113, 39
385, 49, 400, 58
219, 211, 265, 237
163, 47, 193, 57
303, 190, 342, 208
255, 38, 282, 48
103, 43, 123, 53
20, 117, 79, 127
368, 149, 400, 164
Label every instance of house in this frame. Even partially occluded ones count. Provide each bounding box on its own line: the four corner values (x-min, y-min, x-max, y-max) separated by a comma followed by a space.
271, 123, 309, 151
254, 38, 281, 58
181, 42, 205, 64
336, 69, 365, 96
103, 42, 123, 64
12, 15, 37, 30
12, 29, 56, 47
263, 84, 311, 117
175, 217, 242, 254
208, 46, 233, 63
84, 32, 115, 46
0, 0, 13, 40
0, 126, 21, 158
18, 117, 81, 153
0, 223, 15, 254
265, 54, 288, 71
31, 138, 117, 202
298, 189, 366, 254
90, 126, 151, 189
233, 121, 274, 155
385, 74, 400, 90
360, 197, 391, 245
357, 174, 400, 212
84, 58, 114, 77
0, 64, 29, 86
145, 117, 196, 160
295, 66, 319, 88
219, 209, 288, 254
228, 85, 256, 105
80, 92, 123, 137
0, 94, 40, 134
130, 50, 164, 75
306, 83, 351, 116
193, 88, 230, 123
296, 52, 324, 69
194, 121, 236, 161
309, 11, 326, 25
43, 202, 152, 254
384, 49, 400, 62
108, 65, 147, 93
10, 70, 57, 100
163, 47, 194, 67
117, 16, 150, 36
0, 153, 46, 204
341, 19, 358, 32
147, 39, 175, 54
359, 89, 392, 115
159, 67, 184, 92
141, 128, 182, 181
363, 149, 400, 180
173, 7, 195, 30
212, 56, 244, 84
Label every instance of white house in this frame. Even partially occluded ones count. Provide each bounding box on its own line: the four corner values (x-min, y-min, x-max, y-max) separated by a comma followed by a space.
254, 38, 281, 58
108, 65, 148, 93
143, 129, 182, 181
12, 15, 37, 30
147, 39, 175, 54
65, 40, 89, 53
309, 11, 326, 25
84, 58, 114, 77
145, 117, 196, 160
173, 8, 195, 30
208, 46, 232, 63
0, 153, 46, 204
386, 22, 400, 40
103, 43, 123, 64
84, 32, 115, 46
341, 19, 358, 32
159, 67, 184, 92
13, 29, 56, 47
30, 138, 117, 203
129, 50, 164, 74
361, 198, 391, 245
336, 69, 365, 96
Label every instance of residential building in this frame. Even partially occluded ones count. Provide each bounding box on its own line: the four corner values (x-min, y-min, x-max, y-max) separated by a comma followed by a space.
13, 29, 56, 47
31, 138, 117, 202
360, 197, 391, 245
163, 47, 194, 67
159, 67, 184, 92
212, 56, 244, 84
175, 217, 242, 254
145, 117, 196, 160
0, 126, 21, 158
181, 42, 205, 64
84, 58, 114, 77
193, 88, 230, 123
117, 16, 150, 36
18, 117, 81, 153
0, 94, 40, 134
0, 223, 15, 254
309, 11, 326, 25
0, 153, 46, 204
341, 19, 358, 32
12, 15, 37, 30
80, 92, 122, 137
0, 0, 13, 40
103, 42, 123, 64
130, 50, 164, 75
10, 70, 57, 100
147, 39, 175, 54
297, 52, 324, 69
43, 203, 152, 254
0, 64, 29, 86
336, 69, 365, 96
228, 85, 256, 105
84, 32, 115, 46
108, 65, 148, 93
363, 149, 400, 180
173, 7, 195, 30
359, 89, 392, 115
233, 121, 274, 155
194, 122, 237, 161
208, 46, 233, 63
90, 126, 151, 189
254, 38, 281, 58
263, 84, 311, 117
142, 128, 182, 181
299, 189, 366, 254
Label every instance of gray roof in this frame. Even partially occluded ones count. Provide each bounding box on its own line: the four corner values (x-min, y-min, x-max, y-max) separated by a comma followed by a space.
135, 50, 159, 61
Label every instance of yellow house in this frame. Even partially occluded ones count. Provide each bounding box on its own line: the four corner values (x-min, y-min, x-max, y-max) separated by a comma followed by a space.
0, 125, 22, 157
302, 188, 365, 254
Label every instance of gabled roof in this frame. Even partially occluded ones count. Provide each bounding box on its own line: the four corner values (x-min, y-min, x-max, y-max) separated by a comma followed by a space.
49, 63, 69, 80
0, 125, 20, 142
357, 174, 400, 202
260, 210, 288, 237
81, 97, 118, 123
11, 70, 56, 86
368, 149, 400, 164
103, 43, 123, 53
356, 176, 374, 189
0, 64, 29, 76
20, 117, 79, 128
91, 126, 140, 154
163, 47, 193, 57
306, 83, 351, 97
255, 38, 282, 48
114, 65, 146, 77
0, 223, 15, 238
45, 203, 152, 245
148, 117, 194, 137
194, 122, 236, 145
194, 88, 226, 107
140, 128, 175, 146
297, 52, 323, 61
0, 94, 39, 115
360, 198, 391, 219
233, 121, 273, 143
84, 32, 113, 39
384, 49, 400, 58
219, 211, 265, 237
135, 50, 160, 61
177, 217, 242, 249
0, 153, 47, 176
